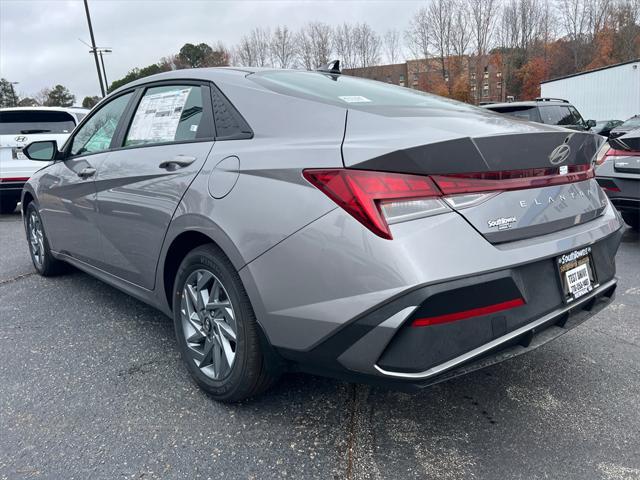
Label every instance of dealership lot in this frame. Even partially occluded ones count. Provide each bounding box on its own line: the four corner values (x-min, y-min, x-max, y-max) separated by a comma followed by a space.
1, 211, 639, 480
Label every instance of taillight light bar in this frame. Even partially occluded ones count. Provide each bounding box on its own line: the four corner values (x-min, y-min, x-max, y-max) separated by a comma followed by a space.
596, 148, 640, 166
431, 164, 593, 195
0, 177, 29, 183
303, 164, 594, 240
412, 298, 525, 327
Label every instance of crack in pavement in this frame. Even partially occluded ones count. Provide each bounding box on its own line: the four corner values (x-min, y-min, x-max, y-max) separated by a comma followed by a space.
0, 271, 36, 286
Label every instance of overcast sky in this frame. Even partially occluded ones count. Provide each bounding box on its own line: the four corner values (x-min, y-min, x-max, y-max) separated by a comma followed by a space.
1, 0, 424, 103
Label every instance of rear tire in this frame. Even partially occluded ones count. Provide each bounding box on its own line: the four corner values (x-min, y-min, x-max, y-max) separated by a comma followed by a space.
0, 197, 18, 214
25, 203, 67, 276
172, 244, 278, 402
621, 211, 640, 231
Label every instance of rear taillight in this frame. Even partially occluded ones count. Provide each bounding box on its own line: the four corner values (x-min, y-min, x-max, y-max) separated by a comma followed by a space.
303, 165, 595, 240
302, 169, 446, 239
596, 148, 640, 166
431, 164, 593, 195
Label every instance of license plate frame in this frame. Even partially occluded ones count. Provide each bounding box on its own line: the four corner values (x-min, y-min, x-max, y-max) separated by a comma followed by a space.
556, 247, 599, 303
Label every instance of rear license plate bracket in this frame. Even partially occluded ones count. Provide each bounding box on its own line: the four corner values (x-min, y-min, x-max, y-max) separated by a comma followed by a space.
556, 247, 599, 303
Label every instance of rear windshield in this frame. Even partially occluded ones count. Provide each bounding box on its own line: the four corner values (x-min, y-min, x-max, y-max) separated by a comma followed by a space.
488, 105, 541, 122
251, 71, 477, 113
0, 110, 76, 135
621, 116, 640, 128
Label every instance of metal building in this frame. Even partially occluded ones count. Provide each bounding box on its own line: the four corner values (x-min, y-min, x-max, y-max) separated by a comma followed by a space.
540, 59, 640, 122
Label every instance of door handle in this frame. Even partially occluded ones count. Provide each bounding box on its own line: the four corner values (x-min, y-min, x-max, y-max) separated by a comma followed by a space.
77, 166, 96, 178
159, 155, 197, 170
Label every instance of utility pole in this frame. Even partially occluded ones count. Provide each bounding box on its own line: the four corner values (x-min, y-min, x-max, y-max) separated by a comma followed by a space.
83, 0, 105, 97
9, 81, 19, 107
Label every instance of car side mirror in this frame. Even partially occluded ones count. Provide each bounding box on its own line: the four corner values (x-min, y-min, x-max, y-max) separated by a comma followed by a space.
22, 141, 59, 161
586, 119, 596, 128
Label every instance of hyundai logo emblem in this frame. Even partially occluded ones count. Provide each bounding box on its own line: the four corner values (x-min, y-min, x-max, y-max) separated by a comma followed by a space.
548, 143, 571, 165
15, 136, 28, 143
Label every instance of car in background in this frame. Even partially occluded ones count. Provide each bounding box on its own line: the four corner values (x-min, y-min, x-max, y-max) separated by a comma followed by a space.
0, 106, 88, 214
608, 115, 640, 140
596, 128, 640, 231
19, 68, 622, 401
483, 98, 596, 132
593, 120, 623, 138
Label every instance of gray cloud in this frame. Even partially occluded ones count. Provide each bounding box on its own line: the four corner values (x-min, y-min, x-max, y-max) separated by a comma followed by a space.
1, 0, 422, 102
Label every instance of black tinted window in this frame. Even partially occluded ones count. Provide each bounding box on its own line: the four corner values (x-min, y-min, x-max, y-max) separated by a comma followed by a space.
125, 85, 204, 146
539, 105, 584, 126
211, 86, 252, 139
489, 106, 541, 122
252, 71, 477, 112
0, 110, 76, 135
71, 93, 133, 156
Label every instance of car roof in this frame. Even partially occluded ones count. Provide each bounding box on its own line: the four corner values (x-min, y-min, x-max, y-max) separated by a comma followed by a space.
484, 100, 572, 109
0, 106, 89, 115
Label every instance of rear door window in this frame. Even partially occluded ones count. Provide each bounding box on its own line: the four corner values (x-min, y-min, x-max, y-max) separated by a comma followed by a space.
539, 105, 584, 127
124, 85, 209, 146
0, 110, 76, 135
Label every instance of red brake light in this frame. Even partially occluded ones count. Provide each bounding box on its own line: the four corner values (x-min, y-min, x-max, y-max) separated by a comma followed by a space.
412, 298, 525, 327
303, 169, 442, 240
431, 164, 593, 195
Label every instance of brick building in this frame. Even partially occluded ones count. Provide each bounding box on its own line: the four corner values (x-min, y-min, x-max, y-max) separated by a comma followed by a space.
343, 55, 506, 105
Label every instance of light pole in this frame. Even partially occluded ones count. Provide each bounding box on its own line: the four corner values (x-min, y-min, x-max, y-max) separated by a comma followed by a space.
83, 0, 106, 97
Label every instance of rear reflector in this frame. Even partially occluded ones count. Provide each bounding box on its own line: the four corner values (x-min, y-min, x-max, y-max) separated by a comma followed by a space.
432, 165, 593, 195
303, 169, 444, 239
0, 177, 29, 183
412, 298, 526, 327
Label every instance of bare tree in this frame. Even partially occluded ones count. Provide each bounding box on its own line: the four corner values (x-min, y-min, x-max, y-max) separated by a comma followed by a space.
354, 23, 382, 68
297, 22, 333, 70
333, 23, 358, 69
429, 0, 455, 81
383, 29, 402, 64
556, 0, 590, 68
469, 0, 499, 57
451, 0, 472, 57
271, 25, 296, 68
235, 27, 271, 67
405, 6, 432, 85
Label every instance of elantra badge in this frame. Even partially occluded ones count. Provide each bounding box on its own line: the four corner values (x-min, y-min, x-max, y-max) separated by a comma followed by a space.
488, 216, 517, 230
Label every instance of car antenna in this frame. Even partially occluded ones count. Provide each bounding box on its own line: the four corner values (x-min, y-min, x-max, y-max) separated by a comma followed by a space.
316, 60, 341, 75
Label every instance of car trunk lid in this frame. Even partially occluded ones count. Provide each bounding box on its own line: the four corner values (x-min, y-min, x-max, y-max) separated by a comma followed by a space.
342, 108, 606, 243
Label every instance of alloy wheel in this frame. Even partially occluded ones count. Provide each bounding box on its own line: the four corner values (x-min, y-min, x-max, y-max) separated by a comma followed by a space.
180, 269, 238, 380
28, 210, 45, 269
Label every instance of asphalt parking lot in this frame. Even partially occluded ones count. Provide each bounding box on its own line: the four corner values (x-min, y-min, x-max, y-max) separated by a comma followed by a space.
1, 209, 639, 480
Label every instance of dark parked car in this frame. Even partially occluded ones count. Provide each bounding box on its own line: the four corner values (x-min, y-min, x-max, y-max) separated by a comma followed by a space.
596, 128, 640, 230
609, 115, 640, 139
19, 67, 623, 401
593, 120, 623, 138
483, 98, 596, 131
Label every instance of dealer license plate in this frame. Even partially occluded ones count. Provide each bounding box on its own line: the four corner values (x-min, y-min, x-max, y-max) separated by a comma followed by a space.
557, 247, 598, 303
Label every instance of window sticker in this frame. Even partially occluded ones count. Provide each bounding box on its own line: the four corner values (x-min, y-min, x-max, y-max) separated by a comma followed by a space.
127, 88, 192, 144
338, 95, 372, 103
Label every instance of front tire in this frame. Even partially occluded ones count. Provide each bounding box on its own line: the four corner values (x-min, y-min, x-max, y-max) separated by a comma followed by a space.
25, 203, 66, 276
173, 244, 278, 402
621, 211, 639, 231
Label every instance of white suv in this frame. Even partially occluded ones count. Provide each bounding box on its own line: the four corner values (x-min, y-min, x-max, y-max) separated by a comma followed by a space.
0, 106, 88, 213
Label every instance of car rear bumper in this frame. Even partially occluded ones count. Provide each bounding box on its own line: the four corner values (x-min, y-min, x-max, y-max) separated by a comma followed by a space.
276, 226, 622, 389
0, 179, 26, 199
243, 190, 623, 388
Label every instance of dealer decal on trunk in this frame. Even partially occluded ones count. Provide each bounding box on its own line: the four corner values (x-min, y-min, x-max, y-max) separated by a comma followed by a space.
487, 216, 517, 230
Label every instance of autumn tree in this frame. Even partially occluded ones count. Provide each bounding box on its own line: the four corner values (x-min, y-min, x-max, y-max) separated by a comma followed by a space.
517, 56, 549, 99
